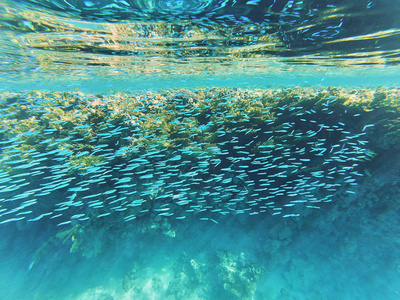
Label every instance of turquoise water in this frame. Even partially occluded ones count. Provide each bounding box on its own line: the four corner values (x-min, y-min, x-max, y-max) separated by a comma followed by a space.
1, 1, 400, 299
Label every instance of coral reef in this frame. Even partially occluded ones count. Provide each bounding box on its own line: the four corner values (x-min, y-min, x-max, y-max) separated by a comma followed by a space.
0, 86, 399, 284
217, 251, 262, 299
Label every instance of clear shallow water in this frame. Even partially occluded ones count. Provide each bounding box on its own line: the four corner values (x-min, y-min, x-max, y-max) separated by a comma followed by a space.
1, 1, 400, 300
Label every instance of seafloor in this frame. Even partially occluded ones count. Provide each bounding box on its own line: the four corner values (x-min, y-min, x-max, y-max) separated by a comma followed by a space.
0, 86, 399, 300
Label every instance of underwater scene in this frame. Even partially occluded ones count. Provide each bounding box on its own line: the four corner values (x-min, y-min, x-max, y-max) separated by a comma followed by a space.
1, 0, 400, 299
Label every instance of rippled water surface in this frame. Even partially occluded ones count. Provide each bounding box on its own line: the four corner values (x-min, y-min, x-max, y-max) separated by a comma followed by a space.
1, 1, 400, 300
2, 0, 400, 89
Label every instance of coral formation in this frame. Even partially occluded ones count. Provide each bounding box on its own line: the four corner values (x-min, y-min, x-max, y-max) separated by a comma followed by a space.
0, 86, 399, 279
217, 251, 262, 299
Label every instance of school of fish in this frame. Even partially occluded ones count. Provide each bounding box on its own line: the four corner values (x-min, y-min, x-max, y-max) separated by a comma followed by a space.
0, 88, 377, 226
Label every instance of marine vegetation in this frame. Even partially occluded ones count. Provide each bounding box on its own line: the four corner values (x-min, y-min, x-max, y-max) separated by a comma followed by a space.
0, 86, 399, 233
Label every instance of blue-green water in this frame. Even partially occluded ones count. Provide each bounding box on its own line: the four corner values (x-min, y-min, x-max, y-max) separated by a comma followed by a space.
1, 1, 400, 299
